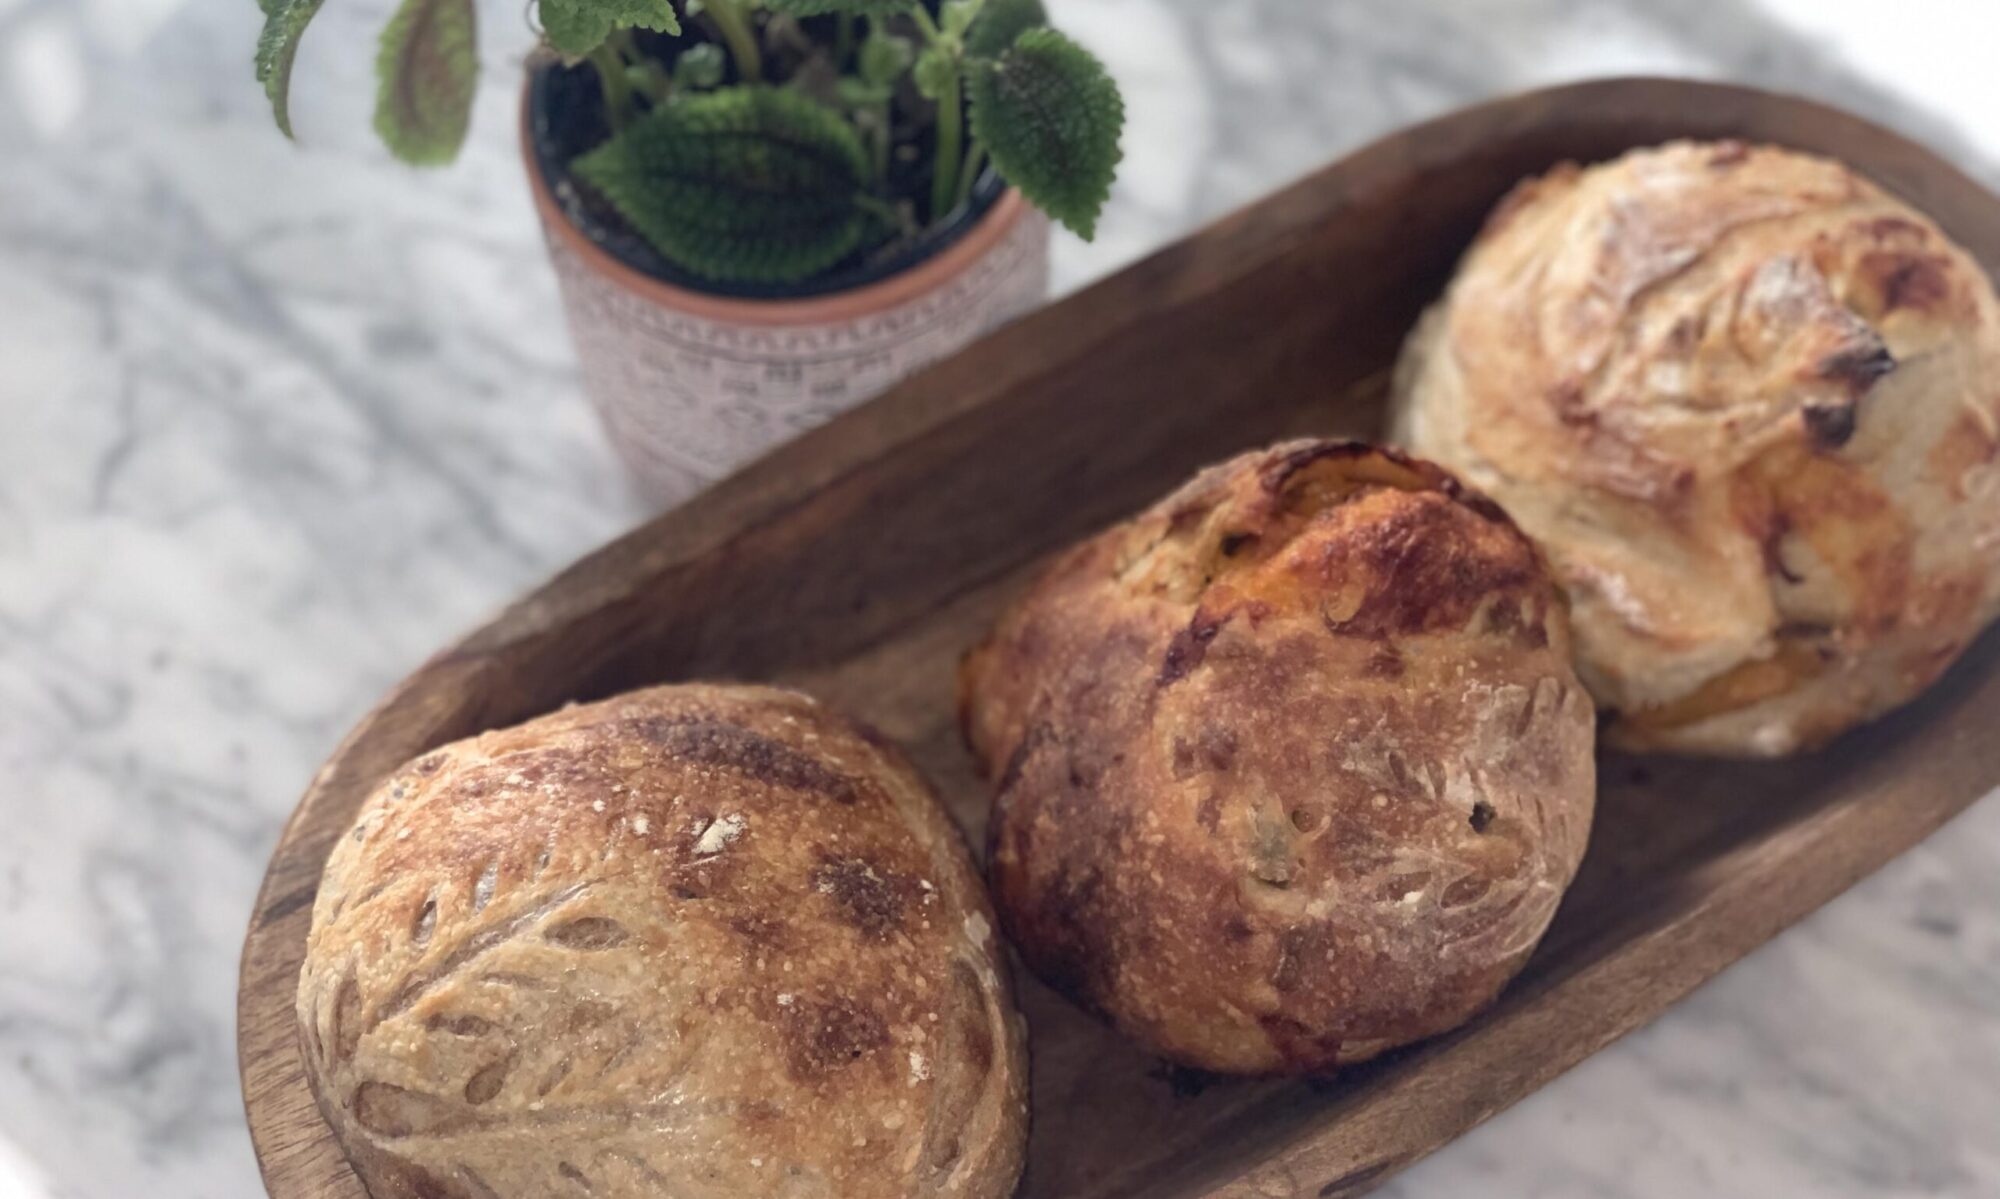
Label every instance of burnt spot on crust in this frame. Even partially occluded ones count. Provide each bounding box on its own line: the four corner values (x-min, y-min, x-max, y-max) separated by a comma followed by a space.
1160, 609, 1227, 686
1480, 598, 1550, 649
810, 854, 919, 940
631, 717, 860, 804
783, 996, 890, 1078
1813, 339, 1896, 403
1219, 531, 1257, 558
1664, 314, 1705, 354
1480, 591, 1520, 635
1801, 401, 1859, 449
1469, 801, 1496, 833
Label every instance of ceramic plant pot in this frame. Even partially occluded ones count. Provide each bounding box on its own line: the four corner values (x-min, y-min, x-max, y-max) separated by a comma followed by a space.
522, 63, 1052, 508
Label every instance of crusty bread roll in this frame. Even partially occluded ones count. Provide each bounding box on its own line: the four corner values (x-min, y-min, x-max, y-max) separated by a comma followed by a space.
1392, 140, 2000, 756
297, 684, 1026, 1199
961, 441, 1595, 1074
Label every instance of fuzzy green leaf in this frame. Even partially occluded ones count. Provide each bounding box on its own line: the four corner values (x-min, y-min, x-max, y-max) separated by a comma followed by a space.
968, 28, 1121, 239
963, 0, 1045, 58
374, 0, 479, 165
573, 86, 872, 283
941, 0, 978, 37
256, 0, 327, 137
539, 0, 681, 57
674, 42, 727, 88
761, 0, 919, 16
911, 44, 955, 100
858, 30, 913, 86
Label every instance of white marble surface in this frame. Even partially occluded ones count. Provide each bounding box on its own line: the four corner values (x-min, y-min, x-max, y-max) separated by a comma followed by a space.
1, 1, 1997, 1196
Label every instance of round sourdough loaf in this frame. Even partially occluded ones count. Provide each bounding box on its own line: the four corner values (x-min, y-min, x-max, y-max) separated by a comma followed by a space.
961, 441, 1595, 1074
297, 683, 1026, 1199
1392, 140, 2000, 755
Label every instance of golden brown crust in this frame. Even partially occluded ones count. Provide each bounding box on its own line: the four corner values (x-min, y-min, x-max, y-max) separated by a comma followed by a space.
298, 684, 1027, 1199
1391, 140, 2000, 755
961, 441, 1596, 1075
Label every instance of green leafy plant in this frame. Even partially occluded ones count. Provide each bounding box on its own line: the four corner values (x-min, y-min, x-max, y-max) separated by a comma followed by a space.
258, 0, 1125, 286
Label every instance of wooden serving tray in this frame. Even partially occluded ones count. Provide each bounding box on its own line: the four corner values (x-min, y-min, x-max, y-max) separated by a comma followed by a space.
239, 78, 2000, 1199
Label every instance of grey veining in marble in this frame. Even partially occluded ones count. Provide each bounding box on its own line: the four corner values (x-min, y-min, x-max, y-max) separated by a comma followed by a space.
1, 1, 1996, 1196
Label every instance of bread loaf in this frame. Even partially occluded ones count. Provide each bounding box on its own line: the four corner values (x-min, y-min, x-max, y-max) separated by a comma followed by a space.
297, 684, 1027, 1198
961, 441, 1595, 1074
1392, 140, 2000, 755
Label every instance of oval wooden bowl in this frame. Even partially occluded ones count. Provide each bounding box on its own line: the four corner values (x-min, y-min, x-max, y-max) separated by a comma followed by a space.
240, 78, 2000, 1199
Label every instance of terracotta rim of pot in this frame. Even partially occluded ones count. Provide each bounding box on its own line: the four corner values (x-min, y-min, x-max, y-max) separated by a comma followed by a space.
520, 77, 1033, 327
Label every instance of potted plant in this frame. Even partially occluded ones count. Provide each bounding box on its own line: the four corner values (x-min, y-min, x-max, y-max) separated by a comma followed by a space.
256, 0, 1124, 505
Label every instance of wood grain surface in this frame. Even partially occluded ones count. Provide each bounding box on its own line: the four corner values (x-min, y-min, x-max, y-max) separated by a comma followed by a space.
239, 78, 2000, 1199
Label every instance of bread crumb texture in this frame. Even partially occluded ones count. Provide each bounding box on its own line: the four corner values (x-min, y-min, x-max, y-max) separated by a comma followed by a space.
1392, 140, 2000, 755
961, 441, 1596, 1074
297, 683, 1027, 1198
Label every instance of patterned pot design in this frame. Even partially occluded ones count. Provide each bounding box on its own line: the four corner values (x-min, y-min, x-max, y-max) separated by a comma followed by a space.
524, 94, 1051, 508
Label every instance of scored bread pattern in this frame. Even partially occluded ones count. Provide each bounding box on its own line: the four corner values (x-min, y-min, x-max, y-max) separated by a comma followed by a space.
298, 685, 1027, 1199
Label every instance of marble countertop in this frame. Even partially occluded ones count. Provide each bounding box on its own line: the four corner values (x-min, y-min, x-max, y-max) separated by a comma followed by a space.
3, 0, 1997, 1196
